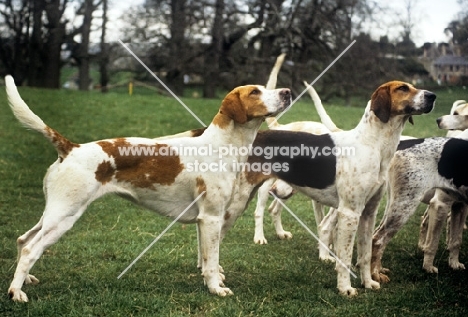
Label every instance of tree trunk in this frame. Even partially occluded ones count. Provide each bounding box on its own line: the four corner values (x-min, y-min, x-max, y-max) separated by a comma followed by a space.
100, 0, 109, 93
203, 0, 224, 98
78, 0, 95, 91
167, 0, 186, 96
28, 0, 45, 87
42, 0, 67, 89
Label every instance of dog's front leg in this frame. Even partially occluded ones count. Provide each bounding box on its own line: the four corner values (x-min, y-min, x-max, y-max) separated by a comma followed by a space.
356, 188, 383, 291
335, 206, 360, 297
197, 210, 233, 297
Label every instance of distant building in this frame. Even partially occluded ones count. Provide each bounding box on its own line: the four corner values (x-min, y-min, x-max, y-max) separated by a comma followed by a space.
421, 42, 468, 85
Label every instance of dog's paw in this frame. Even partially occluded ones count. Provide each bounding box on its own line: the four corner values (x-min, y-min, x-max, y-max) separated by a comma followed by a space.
209, 286, 234, 297
449, 260, 465, 270
372, 272, 390, 283
24, 274, 39, 285
338, 286, 358, 297
277, 231, 292, 240
254, 236, 268, 244
423, 264, 438, 273
319, 255, 336, 263
8, 288, 28, 302
363, 279, 380, 290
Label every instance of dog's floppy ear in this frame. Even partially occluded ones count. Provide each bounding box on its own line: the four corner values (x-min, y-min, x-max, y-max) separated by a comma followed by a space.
370, 85, 391, 123
219, 89, 248, 124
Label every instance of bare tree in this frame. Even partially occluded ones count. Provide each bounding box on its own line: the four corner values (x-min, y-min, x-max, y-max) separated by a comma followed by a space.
0, 0, 31, 85
203, 0, 224, 98
100, 0, 109, 92
72, 0, 102, 90
42, 0, 69, 88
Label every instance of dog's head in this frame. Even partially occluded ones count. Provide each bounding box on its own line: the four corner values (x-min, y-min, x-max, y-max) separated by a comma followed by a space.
437, 115, 468, 130
217, 85, 291, 126
370, 81, 436, 123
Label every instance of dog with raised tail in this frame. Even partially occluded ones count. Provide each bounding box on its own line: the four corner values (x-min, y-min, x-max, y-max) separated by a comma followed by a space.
5, 75, 290, 302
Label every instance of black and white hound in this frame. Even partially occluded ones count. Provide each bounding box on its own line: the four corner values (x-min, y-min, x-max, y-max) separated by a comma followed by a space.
371, 130, 468, 282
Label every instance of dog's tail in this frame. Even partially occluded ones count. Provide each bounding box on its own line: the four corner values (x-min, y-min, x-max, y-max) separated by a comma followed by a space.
303, 81, 341, 132
265, 53, 286, 128
5, 75, 78, 158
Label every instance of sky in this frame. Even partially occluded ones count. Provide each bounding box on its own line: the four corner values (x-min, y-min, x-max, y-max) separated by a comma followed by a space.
109, 0, 463, 47
380, 0, 462, 46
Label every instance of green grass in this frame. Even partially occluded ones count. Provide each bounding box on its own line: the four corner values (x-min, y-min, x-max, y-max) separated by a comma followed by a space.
0, 84, 467, 316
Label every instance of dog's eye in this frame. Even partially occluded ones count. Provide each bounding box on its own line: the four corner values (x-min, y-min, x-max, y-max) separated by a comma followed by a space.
396, 85, 409, 92
250, 89, 260, 96
454, 111, 460, 115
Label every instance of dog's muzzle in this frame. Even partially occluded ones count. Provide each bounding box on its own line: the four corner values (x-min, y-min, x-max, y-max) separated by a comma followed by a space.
422, 91, 436, 113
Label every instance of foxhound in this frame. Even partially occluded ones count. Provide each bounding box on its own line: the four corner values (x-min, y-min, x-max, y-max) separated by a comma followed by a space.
313, 99, 468, 281
219, 81, 436, 296
371, 126, 468, 282
253, 57, 331, 244
5, 75, 291, 302
417, 100, 468, 273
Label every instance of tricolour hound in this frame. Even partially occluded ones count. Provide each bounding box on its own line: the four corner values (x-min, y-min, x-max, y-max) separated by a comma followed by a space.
253, 54, 331, 244
371, 127, 468, 282
219, 81, 436, 296
417, 100, 468, 273
5, 75, 290, 302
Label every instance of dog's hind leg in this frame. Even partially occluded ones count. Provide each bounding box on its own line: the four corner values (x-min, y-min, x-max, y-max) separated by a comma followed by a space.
8, 167, 101, 302
447, 203, 468, 270
15, 216, 44, 286
372, 195, 422, 283
318, 208, 338, 262
421, 191, 451, 273
8, 201, 90, 302
253, 179, 275, 244
269, 198, 292, 240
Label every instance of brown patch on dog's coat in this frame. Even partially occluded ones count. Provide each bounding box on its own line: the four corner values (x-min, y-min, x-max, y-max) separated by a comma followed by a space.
95, 160, 115, 184
45, 127, 80, 161
196, 176, 207, 195
96, 138, 184, 188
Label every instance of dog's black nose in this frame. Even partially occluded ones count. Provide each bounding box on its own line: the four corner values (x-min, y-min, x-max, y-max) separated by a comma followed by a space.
436, 117, 442, 126
425, 91, 436, 102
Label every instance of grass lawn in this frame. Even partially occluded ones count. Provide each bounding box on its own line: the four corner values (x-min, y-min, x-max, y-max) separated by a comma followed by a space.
0, 82, 467, 316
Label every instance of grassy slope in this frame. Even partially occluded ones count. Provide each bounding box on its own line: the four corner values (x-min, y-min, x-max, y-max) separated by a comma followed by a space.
0, 84, 467, 316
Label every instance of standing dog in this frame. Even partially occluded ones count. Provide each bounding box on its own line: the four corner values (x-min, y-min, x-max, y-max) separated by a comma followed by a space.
254, 59, 331, 243
417, 100, 468, 273
5, 75, 290, 301
371, 130, 468, 282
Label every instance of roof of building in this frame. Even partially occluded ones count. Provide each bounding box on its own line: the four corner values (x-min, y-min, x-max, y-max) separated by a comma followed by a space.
434, 55, 468, 66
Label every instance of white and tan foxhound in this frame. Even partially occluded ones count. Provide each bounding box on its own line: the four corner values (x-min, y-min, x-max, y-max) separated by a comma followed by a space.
5, 75, 291, 302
